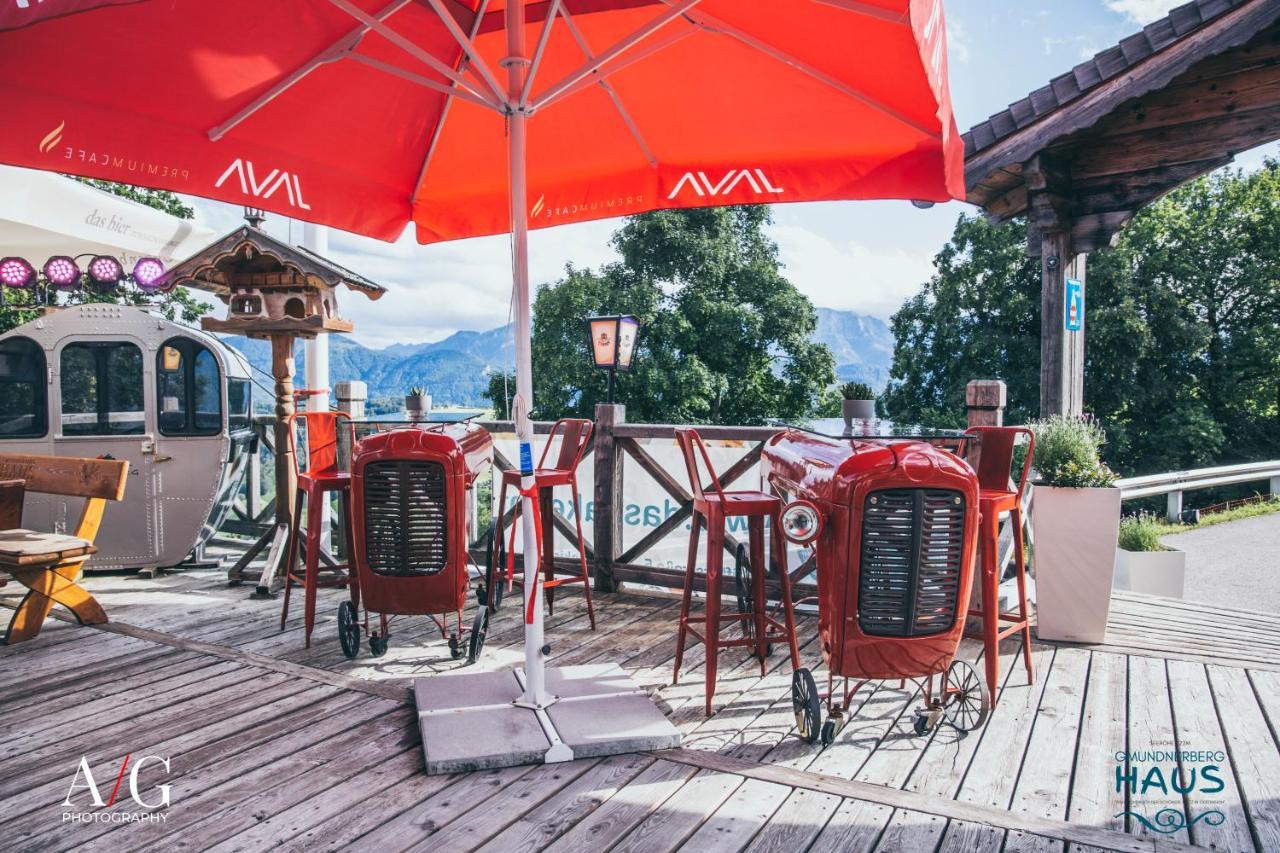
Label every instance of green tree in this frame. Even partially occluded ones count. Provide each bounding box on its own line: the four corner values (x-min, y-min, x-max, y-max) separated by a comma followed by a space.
486, 206, 835, 424
0, 180, 208, 333
881, 213, 1041, 428
882, 164, 1280, 474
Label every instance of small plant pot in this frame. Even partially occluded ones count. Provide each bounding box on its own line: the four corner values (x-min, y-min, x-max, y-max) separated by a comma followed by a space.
1114, 547, 1186, 599
404, 394, 431, 420
842, 398, 875, 426
1032, 485, 1121, 643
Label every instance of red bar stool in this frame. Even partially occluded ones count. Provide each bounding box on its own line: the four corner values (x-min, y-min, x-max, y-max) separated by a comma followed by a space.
965, 425, 1036, 704
281, 410, 358, 647
672, 428, 801, 716
497, 418, 596, 629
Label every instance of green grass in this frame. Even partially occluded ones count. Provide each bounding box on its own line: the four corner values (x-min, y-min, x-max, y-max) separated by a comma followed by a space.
1137, 495, 1280, 538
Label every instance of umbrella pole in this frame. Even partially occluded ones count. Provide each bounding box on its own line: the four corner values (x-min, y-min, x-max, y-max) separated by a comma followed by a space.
506, 0, 550, 710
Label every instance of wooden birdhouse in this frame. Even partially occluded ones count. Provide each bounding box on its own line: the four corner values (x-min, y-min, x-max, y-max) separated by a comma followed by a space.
157, 225, 385, 339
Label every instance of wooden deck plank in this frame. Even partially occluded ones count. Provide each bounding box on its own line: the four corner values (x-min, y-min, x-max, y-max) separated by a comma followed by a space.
3, 682, 354, 851
540, 759, 699, 853
608, 768, 744, 853
679, 777, 788, 852
1209, 666, 1280, 851
1166, 659, 1256, 852
1127, 655, 1189, 846
806, 798, 894, 853
1004, 645, 1091, 852
346, 764, 535, 850
474, 752, 654, 852
872, 808, 948, 852
1067, 651, 1129, 853
745, 787, 842, 852
400, 759, 599, 852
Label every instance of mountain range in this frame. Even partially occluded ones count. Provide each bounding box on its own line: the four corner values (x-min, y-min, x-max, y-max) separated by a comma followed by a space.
222, 308, 893, 408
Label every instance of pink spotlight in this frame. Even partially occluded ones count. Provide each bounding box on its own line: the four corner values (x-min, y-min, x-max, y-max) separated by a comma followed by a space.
88, 255, 124, 288
43, 256, 81, 289
0, 257, 36, 288
131, 257, 166, 291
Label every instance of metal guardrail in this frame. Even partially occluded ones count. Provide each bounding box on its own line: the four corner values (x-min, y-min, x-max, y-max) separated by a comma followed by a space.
1116, 460, 1280, 521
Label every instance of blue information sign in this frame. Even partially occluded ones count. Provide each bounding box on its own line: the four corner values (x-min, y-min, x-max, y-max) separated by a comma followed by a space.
1065, 278, 1084, 332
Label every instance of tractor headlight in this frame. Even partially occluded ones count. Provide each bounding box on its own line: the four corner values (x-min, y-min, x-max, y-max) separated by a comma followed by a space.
780, 500, 822, 545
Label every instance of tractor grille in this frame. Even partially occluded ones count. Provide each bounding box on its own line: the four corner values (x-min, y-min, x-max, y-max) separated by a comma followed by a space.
362, 460, 448, 576
857, 488, 966, 637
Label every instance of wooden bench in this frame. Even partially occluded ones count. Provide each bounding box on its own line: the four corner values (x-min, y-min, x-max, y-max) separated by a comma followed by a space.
0, 453, 129, 644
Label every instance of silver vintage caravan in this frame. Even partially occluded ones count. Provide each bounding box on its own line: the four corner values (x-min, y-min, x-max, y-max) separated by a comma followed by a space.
0, 304, 254, 571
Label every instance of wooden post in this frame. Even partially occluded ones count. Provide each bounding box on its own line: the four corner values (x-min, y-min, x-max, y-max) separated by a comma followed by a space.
1029, 154, 1087, 418
593, 403, 625, 593
966, 380, 1007, 428
271, 333, 298, 531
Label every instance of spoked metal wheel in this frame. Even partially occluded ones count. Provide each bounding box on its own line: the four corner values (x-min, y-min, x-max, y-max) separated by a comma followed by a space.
792, 668, 821, 744
468, 606, 489, 664
484, 523, 503, 611
734, 543, 772, 658
942, 660, 990, 732
337, 600, 360, 659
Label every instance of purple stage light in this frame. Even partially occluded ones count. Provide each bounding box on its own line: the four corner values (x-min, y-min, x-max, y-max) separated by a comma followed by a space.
88, 255, 124, 288
131, 257, 166, 291
43, 256, 81, 289
0, 257, 36, 288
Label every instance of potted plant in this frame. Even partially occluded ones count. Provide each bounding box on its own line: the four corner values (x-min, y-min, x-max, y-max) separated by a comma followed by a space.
1114, 512, 1186, 598
1028, 415, 1120, 643
404, 385, 431, 421
840, 381, 876, 426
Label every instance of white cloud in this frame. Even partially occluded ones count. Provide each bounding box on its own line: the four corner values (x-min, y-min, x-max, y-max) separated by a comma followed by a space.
768, 224, 933, 322
1104, 0, 1176, 24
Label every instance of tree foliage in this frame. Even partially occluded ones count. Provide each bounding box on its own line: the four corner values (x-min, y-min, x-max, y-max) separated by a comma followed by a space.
486, 206, 835, 425
882, 163, 1280, 474
0, 180, 208, 333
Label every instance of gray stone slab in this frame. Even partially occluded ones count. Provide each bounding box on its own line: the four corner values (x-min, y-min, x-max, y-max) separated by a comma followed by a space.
419, 704, 551, 775
414, 665, 680, 775
414, 669, 521, 712
544, 662, 644, 699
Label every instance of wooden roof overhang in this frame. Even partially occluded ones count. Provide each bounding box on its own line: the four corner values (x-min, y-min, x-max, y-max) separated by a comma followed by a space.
964, 0, 1280, 254
159, 225, 387, 301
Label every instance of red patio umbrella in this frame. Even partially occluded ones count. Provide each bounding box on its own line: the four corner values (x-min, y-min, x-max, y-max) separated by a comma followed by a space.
0, 0, 964, 714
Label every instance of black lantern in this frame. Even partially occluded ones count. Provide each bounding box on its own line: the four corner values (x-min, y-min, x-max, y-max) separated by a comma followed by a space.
586, 314, 640, 404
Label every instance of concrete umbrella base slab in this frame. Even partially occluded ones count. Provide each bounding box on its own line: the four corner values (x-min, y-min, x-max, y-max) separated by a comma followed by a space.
414, 662, 681, 775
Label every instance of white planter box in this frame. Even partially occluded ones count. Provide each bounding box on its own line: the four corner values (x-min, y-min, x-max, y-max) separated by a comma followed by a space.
1032, 485, 1121, 644
1114, 548, 1186, 599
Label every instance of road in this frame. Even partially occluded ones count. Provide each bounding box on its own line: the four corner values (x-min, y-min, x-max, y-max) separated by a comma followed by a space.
1160, 512, 1280, 612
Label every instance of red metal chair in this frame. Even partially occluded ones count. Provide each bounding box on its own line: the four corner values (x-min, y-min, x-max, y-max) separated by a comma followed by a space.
496, 418, 596, 629
965, 425, 1036, 704
673, 428, 801, 716
281, 410, 357, 647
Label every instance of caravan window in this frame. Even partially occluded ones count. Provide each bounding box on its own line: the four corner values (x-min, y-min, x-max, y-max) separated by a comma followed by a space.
158, 337, 222, 436
227, 378, 252, 431
60, 342, 145, 435
157, 338, 222, 435
0, 337, 48, 438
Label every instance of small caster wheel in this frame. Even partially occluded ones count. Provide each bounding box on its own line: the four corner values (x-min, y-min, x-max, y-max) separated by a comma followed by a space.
942, 659, 990, 732
369, 633, 388, 657
820, 718, 837, 746
337, 601, 360, 660
468, 607, 489, 664
912, 712, 932, 737
791, 668, 821, 745
448, 633, 463, 660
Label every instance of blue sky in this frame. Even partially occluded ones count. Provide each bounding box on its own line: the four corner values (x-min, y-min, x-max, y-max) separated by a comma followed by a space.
187, 0, 1280, 348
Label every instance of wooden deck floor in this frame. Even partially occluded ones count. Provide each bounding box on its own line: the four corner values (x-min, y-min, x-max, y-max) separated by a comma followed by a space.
2, 564, 1278, 853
